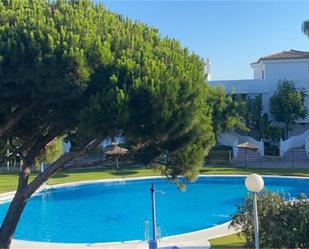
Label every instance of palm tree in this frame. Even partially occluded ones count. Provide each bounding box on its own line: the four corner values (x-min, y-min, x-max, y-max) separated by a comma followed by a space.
302, 20, 309, 37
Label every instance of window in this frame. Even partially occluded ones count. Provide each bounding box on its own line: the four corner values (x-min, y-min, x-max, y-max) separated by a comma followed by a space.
262, 70, 264, 79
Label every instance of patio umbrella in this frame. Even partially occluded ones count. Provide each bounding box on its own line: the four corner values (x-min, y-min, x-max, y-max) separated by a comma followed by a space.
237, 142, 259, 168
237, 142, 259, 151
104, 145, 128, 170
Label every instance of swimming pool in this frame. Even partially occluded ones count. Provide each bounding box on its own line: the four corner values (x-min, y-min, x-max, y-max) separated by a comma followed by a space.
0, 176, 308, 243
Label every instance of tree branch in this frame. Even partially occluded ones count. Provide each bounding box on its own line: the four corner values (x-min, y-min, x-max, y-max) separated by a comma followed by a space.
8, 138, 25, 161
16, 129, 60, 193
0, 106, 32, 138
25, 138, 103, 198
23, 129, 60, 168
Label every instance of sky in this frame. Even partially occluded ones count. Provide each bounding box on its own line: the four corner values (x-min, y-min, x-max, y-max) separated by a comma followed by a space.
100, 0, 309, 80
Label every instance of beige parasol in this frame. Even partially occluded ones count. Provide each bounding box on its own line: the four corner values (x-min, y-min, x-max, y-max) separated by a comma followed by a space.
104, 145, 128, 170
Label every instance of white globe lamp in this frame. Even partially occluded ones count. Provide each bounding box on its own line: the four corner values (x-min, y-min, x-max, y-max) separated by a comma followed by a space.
245, 174, 264, 193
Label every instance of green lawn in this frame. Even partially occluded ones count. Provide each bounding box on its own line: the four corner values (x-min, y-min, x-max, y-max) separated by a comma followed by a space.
1, 166, 309, 194
0, 167, 160, 194
210, 233, 246, 248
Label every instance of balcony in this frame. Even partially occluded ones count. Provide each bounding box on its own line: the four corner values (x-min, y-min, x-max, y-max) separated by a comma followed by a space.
208, 79, 269, 94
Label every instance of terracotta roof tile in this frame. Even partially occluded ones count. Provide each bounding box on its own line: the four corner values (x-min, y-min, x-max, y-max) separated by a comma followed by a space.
253, 49, 309, 64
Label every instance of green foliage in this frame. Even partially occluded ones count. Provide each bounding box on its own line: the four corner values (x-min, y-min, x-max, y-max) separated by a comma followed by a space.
0, 0, 101, 156
0, 140, 6, 162
264, 125, 283, 142
231, 191, 309, 249
0, 0, 215, 181
264, 144, 279, 156
270, 80, 307, 138
206, 149, 232, 165
302, 19, 309, 38
207, 87, 248, 137
35, 137, 64, 168
246, 95, 263, 128
84, 145, 105, 158
244, 95, 269, 139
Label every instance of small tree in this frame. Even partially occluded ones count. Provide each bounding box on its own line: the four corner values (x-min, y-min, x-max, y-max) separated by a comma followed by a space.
231, 191, 309, 249
302, 19, 309, 38
270, 80, 307, 138
264, 125, 284, 143
207, 86, 248, 138
245, 95, 269, 139
35, 137, 64, 169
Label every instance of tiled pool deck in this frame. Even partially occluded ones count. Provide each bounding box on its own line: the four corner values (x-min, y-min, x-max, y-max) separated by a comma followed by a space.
11, 221, 236, 249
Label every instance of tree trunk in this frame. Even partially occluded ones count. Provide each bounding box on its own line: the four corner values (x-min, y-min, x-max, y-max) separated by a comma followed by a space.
0, 165, 30, 249
0, 190, 27, 249
0, 138, 102, 249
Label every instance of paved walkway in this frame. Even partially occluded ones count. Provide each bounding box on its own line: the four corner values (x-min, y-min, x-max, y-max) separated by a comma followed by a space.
11, 222, 237, 249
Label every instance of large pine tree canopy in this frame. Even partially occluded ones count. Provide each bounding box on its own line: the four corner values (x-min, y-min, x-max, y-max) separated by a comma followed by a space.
0, 0, 215, 181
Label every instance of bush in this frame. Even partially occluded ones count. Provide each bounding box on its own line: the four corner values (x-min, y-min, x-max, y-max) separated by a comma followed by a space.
35, 137, 64, 170
230, 191, 309, 249
264, 125, 284, 142
206, 147, 232, 165
264, 144, 279, 156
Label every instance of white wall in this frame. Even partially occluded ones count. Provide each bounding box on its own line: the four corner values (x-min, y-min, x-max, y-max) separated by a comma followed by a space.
209, 58, 309, 124
262, 59, 309, 123
263, 60, 309, 82
252, 63, 263, 79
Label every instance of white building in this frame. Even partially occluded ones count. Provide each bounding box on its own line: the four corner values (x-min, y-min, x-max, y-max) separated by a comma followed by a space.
208, 50, 309, 161
209, 49, 309, 134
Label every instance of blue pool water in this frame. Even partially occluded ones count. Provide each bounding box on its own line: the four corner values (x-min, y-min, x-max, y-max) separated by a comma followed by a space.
0, 176, 308, 243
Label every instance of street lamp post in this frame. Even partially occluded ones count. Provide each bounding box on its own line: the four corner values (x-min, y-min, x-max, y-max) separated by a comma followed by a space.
149, 182, 158, 249
245, 174, 264, 249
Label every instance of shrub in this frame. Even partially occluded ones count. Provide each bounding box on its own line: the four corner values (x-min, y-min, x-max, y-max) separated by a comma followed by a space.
264, 125, 284, 142
230, 191, 309, 249
264, 144, 279, 156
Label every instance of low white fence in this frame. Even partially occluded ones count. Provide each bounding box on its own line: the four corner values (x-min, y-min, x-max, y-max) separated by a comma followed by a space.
217, 132, 239, 158
218, 131, 264, 158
